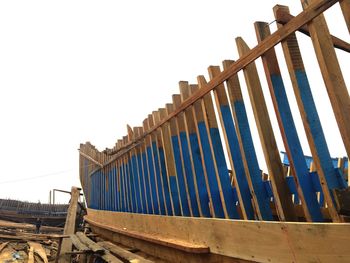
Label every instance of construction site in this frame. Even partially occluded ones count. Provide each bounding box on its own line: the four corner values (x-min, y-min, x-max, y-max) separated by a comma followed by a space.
1, 0, 350, 262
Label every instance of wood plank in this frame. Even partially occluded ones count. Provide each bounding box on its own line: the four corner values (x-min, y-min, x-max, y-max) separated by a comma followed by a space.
165, 103, 193, 216
340, 0, 350, 33
70, 234, 91, 252
28, 245, 34, 263
222, 60, 273, 221
0, 242, 8, 253
273, 4, 346, 222
274, 9, 350, 52
75, 231, 106, 254
158, 109, 183, 216
103, 0, 339, 163
87, 208, 350, 263
236, 37, 296, 221
59, 186, 81, 262
189, 84, 226, 218
300, 0, 350, 161
178, 81, 212, 217
98, 241, 154, 263
28, 242, 49, 263
254, 21, 323, 222
172, 94, 202, 217
208, 66, 255, 220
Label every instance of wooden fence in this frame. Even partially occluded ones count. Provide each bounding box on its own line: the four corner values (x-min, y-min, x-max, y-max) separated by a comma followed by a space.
79, 0, 350, 223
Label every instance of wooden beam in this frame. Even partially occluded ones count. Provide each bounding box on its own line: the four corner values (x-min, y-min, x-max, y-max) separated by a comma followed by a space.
274, 9, 350, 52
301, 0, 350, 160
254, 21, 323, 222
236, 37, 296, 221
340, 0, 350, 33
59, 186, 81, 262
103, 0, 339, 164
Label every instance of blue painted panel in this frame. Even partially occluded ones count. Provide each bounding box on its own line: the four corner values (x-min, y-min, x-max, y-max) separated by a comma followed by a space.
146, 146, 159, 214
220, 105, 254, 219
171, 136, 191, 216
179, 132, 200, 217
271, 74, 323, 221
142, 152, 153, 213
197, 122, 225, 218
136, 153, 147, 213
188, 133, 211, 217
209, 127, 240, 219
263, 181, 273, 199
158, 148, 174, 215
151, 142, 166, 215
233, 101, 273, 220
169, 175, 181, 216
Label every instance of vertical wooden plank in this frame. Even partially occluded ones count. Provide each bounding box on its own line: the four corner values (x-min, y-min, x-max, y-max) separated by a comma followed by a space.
173, 94, 201, 217
145, 116, 161, 215
148, 121, 173, 216
236, 37, 297, 221
179, 81, 211, 217
208, 66, 255, 220
142, 120, 156, 214
148, 117, 167, 215
157, 109, 182, 216
273, 4, 346, 222
196, 75, 241, 219
300, 0, 350, 159
130, 131, 142, 213
165, 103, 192, 216
189, 83, 227, 218
222, 60, 273, 221
340, 0, 350, 33
254, 21, 323, 222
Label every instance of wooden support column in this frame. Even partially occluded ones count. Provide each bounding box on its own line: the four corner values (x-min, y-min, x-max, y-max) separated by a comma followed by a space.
173, 94, 201, 217
208, 66, 256, 220
59, 186, 81, 263
165, 103, 193, 216
236, 37, 297, 221
340, 0, 350, 33
254, 21, 323, 222
274, 4, 346, 222
222, 60, 273, 221
179, 81, 212, 217
300, 0, 350, 159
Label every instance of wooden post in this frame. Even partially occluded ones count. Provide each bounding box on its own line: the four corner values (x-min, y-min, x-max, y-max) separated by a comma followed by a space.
236, 37, 297, 221
340, 0, 350, 33
274, 4, 346, 222
59, 186, 81, 263
208, 65, 256, 220
254, 21, 323, 222
222, 60, 273, 221
300, 0, 350, 159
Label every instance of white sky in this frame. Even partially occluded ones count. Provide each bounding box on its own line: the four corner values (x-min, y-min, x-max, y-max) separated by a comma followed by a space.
0, 1, 349, 203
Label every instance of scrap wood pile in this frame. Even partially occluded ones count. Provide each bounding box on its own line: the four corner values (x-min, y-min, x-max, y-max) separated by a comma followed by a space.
0, 220, 62, 262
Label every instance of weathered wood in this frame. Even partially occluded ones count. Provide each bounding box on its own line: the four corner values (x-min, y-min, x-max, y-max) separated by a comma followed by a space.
98, 241, 154, 263
28, 242, 49, 263
59, 186, 81, 262
236, 37, 296, 222
0, 242, 9, 253
70, 234, 91, 252
28, 245, 35, 263
76, 231, 106, 254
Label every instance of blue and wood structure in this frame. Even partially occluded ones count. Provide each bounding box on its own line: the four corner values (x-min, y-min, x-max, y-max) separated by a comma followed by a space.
79, 1, 350, 262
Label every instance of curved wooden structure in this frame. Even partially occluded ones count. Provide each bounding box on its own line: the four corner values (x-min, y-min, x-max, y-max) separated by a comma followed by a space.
79, 1, 350, 262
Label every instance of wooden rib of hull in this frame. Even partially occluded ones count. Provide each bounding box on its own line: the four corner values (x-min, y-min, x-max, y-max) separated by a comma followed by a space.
86, 208, 350, 263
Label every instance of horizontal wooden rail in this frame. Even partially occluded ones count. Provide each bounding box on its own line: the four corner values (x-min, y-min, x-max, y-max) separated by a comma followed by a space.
105, 0, 339, 167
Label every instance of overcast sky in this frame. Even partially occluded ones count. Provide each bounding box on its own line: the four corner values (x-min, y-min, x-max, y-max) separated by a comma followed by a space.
0, 1, 348, 203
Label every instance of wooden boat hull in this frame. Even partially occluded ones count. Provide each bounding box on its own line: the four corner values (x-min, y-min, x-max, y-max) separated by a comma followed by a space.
85, 208, 350, 263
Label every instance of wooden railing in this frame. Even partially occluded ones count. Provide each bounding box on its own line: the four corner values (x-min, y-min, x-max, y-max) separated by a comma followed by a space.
79, 0, 350, 223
